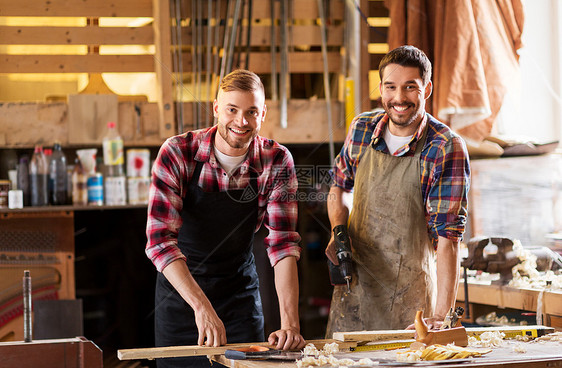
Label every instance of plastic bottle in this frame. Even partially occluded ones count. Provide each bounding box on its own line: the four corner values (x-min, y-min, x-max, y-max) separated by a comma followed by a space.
44, 148, 53, 201
49, 142, 67, 205
102, 121, 125, 177
29, 145, 48, 206
17, 156, 31, 206
72, 157, 88, 206
102, 121, 126, 205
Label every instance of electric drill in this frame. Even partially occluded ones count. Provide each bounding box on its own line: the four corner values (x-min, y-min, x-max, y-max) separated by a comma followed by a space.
333, 225, 353, 293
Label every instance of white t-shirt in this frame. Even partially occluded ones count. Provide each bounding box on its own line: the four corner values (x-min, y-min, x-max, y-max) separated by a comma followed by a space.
383, 126, 414, 155
213, 146, 246, 175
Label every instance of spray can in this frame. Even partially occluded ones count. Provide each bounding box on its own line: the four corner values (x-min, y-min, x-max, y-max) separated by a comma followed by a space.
87, 173, 104, 206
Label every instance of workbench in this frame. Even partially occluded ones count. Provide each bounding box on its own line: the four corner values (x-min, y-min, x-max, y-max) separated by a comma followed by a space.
456, 280, 562, 328
210, 339, 562, 368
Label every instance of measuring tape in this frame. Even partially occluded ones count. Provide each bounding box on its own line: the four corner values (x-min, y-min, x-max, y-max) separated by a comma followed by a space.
351, 328, 548, 351
471, 329, 540, 339
352, 341, 413, 351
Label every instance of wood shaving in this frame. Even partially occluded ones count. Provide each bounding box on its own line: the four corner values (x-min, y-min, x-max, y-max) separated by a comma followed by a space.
512, 343, 527, 353
296, 354, 376, 367
396, 349, 423, 362
425, 344, 490, 360
297, 343, 375, 367
322, 342, 340, 355
468, 331, 505, 348
303, 343, 320, 357
508, 241, 562, 291
535, 332, 562, 342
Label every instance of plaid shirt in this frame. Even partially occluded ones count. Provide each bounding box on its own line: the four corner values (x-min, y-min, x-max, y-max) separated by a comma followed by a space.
146, 126, 301, 272
333, 111, 470, 246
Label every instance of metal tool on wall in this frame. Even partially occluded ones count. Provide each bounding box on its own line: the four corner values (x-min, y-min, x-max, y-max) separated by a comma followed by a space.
270, 0, 278, 101
212, 0, 223, 126
195, 0, 204, 129
23, 270, 32, 342
317, 0, 335, 161
205, 0, 213, 127
244, 0, 253, 69
279, 0, 289, 128
218, 0, 233, 92
234, 0, 246, 69
227, 0, 243, 74
170, 0, 184, 133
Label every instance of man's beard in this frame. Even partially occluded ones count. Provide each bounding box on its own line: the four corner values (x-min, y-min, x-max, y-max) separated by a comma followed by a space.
384, 102, 423, 128
218, 124, 255, 149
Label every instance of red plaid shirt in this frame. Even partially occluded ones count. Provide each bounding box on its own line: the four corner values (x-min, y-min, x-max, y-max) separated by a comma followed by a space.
146, 126, 301, 272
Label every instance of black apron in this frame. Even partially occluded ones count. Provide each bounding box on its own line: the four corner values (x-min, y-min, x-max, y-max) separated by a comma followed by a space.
155, 161, 264, 368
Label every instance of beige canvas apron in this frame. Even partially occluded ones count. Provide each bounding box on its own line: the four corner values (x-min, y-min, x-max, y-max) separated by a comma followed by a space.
326, 126, 436, 336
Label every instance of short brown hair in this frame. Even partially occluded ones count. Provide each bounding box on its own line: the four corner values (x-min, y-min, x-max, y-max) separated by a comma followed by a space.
220, 69, 265, 95
379, 45, 432, 86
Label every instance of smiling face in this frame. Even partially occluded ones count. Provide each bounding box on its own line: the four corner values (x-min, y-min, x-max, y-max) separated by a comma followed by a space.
213, 88, 267, 156
379, 63, 432, 136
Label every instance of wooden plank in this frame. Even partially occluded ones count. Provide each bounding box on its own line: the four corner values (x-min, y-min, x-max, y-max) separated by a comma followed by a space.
0, 102, 68, 147
179, 24, 344, 47
152, 0, 175, 139
248, 52, 342, 74
0, 55, 155, 73
118, 339, 356, 361
1, 51, 341, 74
175, 51, 341, 74
333, 326, 555, 342
0, 99, 343, 147
252, 0, 345, 20
0, 101, 165, 148
178, 0, 344, 20
333, 329, 414, 342
0, 0, 152, 17
0, 26, 154, 45
214, 342, 562, 368
67, 94, 118, 144
261, 100, 346, 143
457, 282, 562, 316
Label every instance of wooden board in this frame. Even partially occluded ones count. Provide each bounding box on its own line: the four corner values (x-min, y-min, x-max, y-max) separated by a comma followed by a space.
212, 339, 562, 368
0, 26, 154, 45
457, 282, 562, 317
1, 55, 155, 73
332, 326, 555, 342
118, 339, 357, 361
0, 99, 345, 148
67, 94, 118, 144
0, 0, 152, 17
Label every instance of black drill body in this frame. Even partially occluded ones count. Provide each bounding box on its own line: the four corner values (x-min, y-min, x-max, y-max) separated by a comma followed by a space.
333, 225, 353, 292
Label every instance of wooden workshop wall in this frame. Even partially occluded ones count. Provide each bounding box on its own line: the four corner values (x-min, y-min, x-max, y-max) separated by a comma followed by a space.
0, 0, 387, 148
0, 0, 173, 147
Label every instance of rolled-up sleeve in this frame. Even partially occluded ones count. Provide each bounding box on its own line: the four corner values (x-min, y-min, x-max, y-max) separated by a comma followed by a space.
263, 149, 302, 266
145, 138, 188, 272
426, 136, 471, 245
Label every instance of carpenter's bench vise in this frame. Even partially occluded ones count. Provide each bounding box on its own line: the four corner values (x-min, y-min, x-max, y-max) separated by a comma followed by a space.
461, 236, 520, 284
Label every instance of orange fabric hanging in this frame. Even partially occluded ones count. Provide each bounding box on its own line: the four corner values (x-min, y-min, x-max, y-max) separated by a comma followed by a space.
384, 0, 524, 142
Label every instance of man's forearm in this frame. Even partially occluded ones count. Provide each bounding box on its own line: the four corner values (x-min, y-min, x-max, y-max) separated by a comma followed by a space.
328, 186, 350, 228
434, 237, 460, 319
162, 259, 214, 313
273, 256, 301, 330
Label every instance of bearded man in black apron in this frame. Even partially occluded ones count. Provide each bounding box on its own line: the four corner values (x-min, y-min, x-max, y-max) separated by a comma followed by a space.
146, 70, 305, 367
325, 46, 470, 336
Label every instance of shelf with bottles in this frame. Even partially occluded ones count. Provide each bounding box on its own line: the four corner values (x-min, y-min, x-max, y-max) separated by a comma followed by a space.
1, 141, 155, 210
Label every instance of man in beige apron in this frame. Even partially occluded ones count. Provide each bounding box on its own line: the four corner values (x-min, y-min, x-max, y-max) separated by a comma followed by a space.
325, 46, 470, 336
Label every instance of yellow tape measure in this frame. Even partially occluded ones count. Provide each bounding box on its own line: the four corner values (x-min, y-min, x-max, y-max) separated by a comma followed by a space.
353, 341, 412, 351
491, 329, 538, 339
